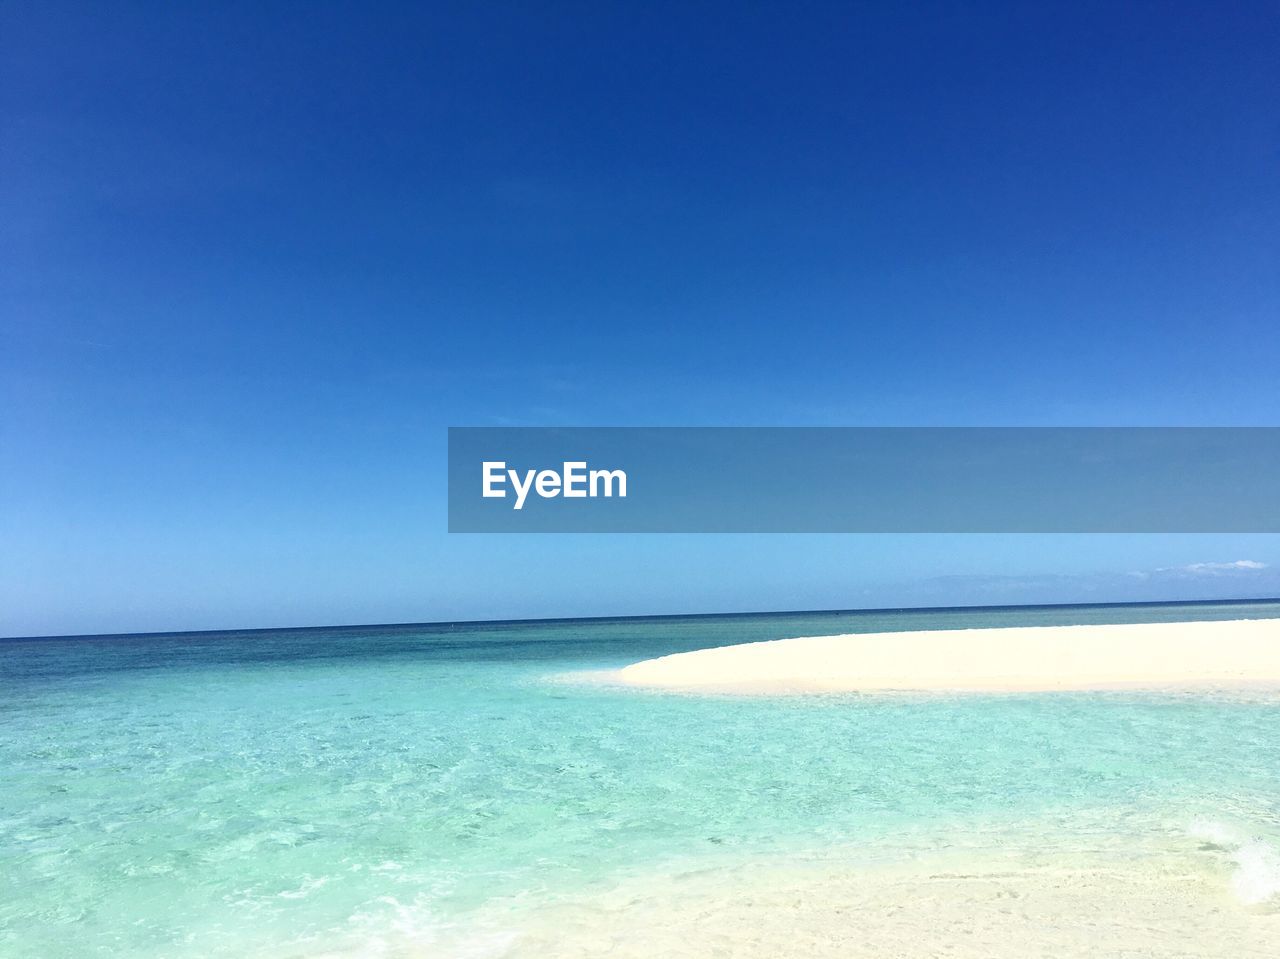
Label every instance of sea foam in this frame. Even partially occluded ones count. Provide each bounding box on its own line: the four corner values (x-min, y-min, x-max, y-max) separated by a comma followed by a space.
1190, 820, 1280, 905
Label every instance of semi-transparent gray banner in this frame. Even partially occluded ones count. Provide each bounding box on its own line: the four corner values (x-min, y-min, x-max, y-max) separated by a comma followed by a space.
447, 427, 1280, 533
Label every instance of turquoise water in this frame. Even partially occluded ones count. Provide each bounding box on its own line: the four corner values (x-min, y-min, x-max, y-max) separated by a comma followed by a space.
3, 601, 1280, 957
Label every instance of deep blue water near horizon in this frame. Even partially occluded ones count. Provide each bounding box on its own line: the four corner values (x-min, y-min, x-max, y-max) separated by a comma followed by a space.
9, 596, 1280, 675
3, 600, 1280, 957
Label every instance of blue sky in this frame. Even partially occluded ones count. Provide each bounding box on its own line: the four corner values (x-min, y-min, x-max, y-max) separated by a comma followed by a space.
3, 2, 1279, 636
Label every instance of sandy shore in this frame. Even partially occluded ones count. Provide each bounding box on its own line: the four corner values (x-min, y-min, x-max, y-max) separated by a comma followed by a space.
616, 618, 1280, 693
496, 851, 1280, 958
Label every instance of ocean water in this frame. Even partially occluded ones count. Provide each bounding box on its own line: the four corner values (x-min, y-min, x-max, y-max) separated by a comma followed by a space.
3, 601, 1280, 957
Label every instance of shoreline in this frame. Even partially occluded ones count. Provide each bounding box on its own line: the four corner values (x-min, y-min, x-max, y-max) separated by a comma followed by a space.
614, 617, 1280, 693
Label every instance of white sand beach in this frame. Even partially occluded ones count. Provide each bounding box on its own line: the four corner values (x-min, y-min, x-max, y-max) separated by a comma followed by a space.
616, 618, 1280, 693
496, 850, 1280, 959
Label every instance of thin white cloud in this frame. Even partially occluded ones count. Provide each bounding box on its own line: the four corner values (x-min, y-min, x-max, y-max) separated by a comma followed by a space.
1155, 560, 1268, 575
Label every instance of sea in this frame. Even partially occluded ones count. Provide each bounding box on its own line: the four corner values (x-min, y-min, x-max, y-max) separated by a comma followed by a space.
3, 600, 1280, 957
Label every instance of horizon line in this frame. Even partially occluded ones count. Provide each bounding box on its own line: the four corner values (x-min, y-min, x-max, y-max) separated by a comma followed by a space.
6, 594, 1280, 643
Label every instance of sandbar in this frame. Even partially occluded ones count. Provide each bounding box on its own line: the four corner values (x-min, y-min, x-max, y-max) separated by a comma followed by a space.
615, 618, 1280, 693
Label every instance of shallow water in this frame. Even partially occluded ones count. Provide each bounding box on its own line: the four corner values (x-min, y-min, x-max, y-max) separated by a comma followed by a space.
3, 601, 1279, 957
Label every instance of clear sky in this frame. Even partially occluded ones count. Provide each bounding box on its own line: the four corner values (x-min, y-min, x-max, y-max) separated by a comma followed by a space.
3, 2, 1279, 637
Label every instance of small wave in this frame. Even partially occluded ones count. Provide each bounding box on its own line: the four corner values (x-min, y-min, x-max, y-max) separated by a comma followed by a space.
1230, 840, 1280, 906
341, 894, 521, 959
1189, 820, 1280, 905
